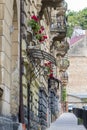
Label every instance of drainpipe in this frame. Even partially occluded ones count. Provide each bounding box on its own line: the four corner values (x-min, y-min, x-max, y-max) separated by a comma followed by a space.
19, 0, 24, 123
27, 82, 30, 130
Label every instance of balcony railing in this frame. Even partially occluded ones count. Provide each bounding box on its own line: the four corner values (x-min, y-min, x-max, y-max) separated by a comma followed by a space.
50, 16, 67, 31
27, 48, 56, 65
50, 16, 67, 41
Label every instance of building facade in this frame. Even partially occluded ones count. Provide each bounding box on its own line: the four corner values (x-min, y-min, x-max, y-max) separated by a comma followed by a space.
0, 0, 69, 130
67, 30, 87, 108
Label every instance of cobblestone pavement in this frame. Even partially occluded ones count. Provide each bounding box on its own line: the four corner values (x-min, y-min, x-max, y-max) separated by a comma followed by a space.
47, 113, 86, 130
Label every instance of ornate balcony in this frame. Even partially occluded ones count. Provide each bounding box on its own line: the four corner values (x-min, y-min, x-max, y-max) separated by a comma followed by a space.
27, 48, 56, 65
39, 0, 65, 18
41, 0, 63, 8
50, 15, 67, 41
56, 8, 66, 16
50, 39, 69, 57
56, 1, 67, 15
59, 58, 70, 72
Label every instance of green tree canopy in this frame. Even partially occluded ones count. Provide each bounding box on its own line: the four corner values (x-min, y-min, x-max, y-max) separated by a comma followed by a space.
67, 8, 87, 37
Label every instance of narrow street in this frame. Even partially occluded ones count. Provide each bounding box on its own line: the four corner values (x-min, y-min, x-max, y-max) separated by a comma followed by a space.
47, 113, 86, 130
0, 0, 87, 130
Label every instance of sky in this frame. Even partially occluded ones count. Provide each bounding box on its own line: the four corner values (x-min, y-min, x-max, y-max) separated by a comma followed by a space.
66, 0, 87, 12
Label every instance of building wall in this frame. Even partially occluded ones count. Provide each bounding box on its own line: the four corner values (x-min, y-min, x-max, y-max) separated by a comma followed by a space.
0, 0, 67, 129
67, 57, 87, 94
67, 95, 82, 108
0, 0, 20, 116
67, 35, 87, 103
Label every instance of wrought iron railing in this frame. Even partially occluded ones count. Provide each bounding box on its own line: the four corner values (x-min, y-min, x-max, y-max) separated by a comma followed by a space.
50, 16, 67, 33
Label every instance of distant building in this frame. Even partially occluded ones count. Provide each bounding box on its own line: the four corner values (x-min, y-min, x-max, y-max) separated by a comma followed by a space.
71, 26, 85, 38
67, 28, 87, 107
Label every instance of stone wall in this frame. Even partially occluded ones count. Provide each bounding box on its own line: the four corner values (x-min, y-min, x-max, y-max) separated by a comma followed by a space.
0, 0, 13, 115
67, 35, 87, 106
67, 57, 87, 94
0, 0, 20, 119
67, 95, 83, 108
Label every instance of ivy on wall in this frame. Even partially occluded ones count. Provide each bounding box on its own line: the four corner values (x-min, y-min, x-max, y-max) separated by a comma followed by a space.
61, 87, 67, 102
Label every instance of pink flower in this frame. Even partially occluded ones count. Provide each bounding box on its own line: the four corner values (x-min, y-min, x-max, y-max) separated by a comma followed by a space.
31, 15, 39, 22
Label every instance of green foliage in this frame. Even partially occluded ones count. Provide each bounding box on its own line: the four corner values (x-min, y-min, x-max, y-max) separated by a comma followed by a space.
35, 33, 43, 40
61, 88, 67, 101
28, 19, 40, 32
67, 8, 87, 37
82, 98, 87, 102
78, 118, 83, 125
28, 16, 47, 43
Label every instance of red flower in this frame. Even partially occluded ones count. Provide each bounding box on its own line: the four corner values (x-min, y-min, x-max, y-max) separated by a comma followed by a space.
50, 69, 53, 72
44, 63, 48, 66
41, 26, 44, 31
39, 30, 42, 34
49, 73, 53, 78
39, 26, 44, 34
47, 62, 51, 65
39, 39, 43, 43
44, 62, 51, 67
31, 15, 39, 22
43, 35, 48, 39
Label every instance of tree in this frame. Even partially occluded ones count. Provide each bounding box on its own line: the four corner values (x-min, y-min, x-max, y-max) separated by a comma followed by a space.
67, 8, 87, 37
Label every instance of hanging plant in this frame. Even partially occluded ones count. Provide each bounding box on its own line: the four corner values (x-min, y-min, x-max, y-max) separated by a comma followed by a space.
28, 15, 48, 43
36, 33, 47, 42
44, 62, 53, 78
28, 15, 40, 32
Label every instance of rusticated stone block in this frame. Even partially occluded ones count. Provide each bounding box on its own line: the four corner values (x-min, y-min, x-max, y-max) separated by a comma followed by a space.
0, 20, 3, 35
0, 4, 4, 19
